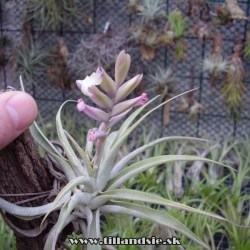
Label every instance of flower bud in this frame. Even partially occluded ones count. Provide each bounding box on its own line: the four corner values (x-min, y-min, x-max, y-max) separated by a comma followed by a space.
115, 50, 131, 87
97, 67, 117, 97
108, 108, 132, 128
77, 99, 109, 123
88, 128, 106, 142
114, 74, 143, 103
88, 85, 113, 110
111, 93, 148, 117
76, 70, 103, 96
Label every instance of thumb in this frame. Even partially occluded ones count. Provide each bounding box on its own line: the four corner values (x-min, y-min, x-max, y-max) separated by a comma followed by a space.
0, 91, 37, 150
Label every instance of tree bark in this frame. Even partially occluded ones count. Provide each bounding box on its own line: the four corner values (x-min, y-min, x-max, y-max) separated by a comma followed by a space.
0, 89, 72, 250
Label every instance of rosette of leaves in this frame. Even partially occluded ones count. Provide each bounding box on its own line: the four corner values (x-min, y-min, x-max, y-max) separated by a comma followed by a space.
24, 0, 93, 31
129, 0, 165, 60
203, 33, 228, 87
47, 37, 74, 90
0, 35, 11, 66
10, 41, 49, 84
136, 0, 166, 24
69, 32, 129, 78
222, 39, 246, 120
147, 66, 175, 125
159, 9, 187, 60
0, 52, 234, 250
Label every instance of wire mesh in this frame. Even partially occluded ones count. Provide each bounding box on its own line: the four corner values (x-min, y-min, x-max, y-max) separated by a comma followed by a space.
0, 0, 250, 249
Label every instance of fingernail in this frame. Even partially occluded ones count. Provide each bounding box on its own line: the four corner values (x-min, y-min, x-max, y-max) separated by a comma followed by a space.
6, 92, 36, 131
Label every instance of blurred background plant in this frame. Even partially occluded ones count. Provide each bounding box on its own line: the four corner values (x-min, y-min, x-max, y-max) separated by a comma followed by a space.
23, 0, 93, 31
9, 41, 49, 84
69, 29, 130, 79
159, 9, 187, 60
147, 66, 175, 125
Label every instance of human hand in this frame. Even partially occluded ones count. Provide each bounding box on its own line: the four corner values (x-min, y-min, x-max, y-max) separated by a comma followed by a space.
0, 91, 37, 150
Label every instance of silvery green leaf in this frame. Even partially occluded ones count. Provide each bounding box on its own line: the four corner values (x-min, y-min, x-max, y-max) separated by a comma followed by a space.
47, 151, 77, 181
110, 136, 213, 178
1, 211, 48, 237
78, 206, 93, 237
105, 155, 231, 191
0, 192, 70, 218
56, 100, 87, 176
42, 176, 96, 225
95, 189, 228, 223
100, 201, 210, 249
88, 209, 101, 250
99, 131, 118, 165
30, 121, 61, 157
64, 130, 93, 176
44, 191, 82, 250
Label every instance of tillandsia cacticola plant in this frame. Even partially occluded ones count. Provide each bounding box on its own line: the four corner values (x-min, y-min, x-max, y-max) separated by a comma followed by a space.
0, 51, 236, 250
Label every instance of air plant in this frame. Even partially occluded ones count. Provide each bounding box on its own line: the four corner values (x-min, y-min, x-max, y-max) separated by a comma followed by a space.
222, 38, 245, 120
203, 33, 228, 87
159, 9, 187, 60
136, 0, 166, 23
129, 25, 159, 60
190, 4, 211, 43
214, 0, 248, 26
24, 0, 93, 31
69, 26, 129, 78
175, 69, 206, 122
0, 35, 11, 66
147, 66, 175, 126
0, 51, 233, 250
129, 0, 166, 60
47, 37, 74, 90
10, 41, 49, 84
140, 28, 159, 60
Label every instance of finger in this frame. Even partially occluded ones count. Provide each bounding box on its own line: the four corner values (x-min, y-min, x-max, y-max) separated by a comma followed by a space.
0, 91, 37, 150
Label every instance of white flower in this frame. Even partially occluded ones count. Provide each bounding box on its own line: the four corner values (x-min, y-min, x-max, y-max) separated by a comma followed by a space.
76, 71, 102, 96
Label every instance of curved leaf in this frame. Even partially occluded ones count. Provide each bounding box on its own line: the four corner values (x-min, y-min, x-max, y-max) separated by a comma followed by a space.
106, 155, 231, 191
92, 189, 228, 223
110, 136, 213, 178
41, 176, 96, 225
56, 100, 87, 177
100, 201, 210, 249
64, 130, 93, 176
0, 192, 70, 218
